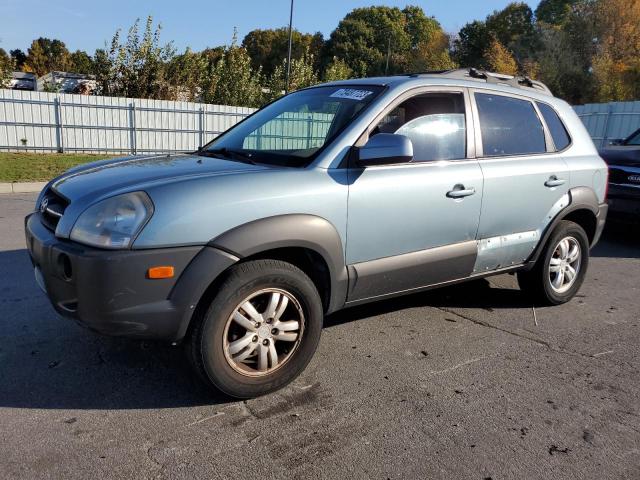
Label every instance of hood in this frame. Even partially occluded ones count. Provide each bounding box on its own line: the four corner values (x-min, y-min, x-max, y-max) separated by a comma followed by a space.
51, 153, 270, 201
598, 145, 640, 168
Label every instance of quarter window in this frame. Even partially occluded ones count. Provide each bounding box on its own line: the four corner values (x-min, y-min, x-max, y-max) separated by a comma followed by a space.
371, 92, 467, 162
475, 93, 546, 157
536, 102, 571, 151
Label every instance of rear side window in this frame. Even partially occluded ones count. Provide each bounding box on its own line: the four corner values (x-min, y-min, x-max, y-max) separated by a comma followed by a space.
537, 102, 571, 151
475, 93, 546, 157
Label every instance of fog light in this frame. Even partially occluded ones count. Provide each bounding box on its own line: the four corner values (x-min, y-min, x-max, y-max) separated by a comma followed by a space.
58, 253, 73, 281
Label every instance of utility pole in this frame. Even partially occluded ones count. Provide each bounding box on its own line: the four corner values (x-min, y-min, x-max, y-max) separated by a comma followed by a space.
385, 37, 391, 75
285, 0, 294, 93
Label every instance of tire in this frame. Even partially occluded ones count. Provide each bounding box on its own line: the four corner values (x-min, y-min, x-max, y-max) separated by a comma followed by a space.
517, 220, 590, 305
188, 259, 323, 399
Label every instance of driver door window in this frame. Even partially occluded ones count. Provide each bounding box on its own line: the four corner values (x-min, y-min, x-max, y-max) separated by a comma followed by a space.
372, 93, 467, 162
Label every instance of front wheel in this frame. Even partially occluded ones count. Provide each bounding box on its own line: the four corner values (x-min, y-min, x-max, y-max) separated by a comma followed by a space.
517, 220, 590, 305
188, 259, 323, 398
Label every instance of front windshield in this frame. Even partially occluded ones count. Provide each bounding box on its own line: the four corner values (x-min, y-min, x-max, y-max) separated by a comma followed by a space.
202, 85, 383, 167
626, 130, 640, 145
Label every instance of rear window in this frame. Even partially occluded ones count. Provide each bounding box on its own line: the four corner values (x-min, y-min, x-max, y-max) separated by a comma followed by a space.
537, 102, 571, 151
475, 93, 546, 157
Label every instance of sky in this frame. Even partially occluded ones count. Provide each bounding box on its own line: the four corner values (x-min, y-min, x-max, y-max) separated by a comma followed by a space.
0, 0, 540, 54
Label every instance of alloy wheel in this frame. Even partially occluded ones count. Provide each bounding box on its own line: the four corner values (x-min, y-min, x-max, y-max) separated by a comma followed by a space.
548, 236, 582, 294
222, 288, 305, 377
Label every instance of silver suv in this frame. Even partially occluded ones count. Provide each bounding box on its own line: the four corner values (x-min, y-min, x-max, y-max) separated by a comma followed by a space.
25, 69, 608, 398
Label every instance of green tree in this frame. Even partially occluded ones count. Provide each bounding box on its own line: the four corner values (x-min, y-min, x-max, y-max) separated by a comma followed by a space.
9, 49, 26, 70
92, 48, 111, 95
403, 5, 442, 48
323, 57, 353, 81
264, 50, 318, 102
24, 38, 72, 76
70, 50, 94, 74
536, 1, 597, 103
164, 48, 211, 101
202, 32, 263, 107
324, 5, 449, 77
242, 28, 323, 76
535, 0, 581, 25
453, 21, 492, 68
454, 2, 538, 72
0, 48, 15, 87
97, 16, 175, 98
41, 78, 61, 93
197, 47, 225, 103
485, 2, 538, 64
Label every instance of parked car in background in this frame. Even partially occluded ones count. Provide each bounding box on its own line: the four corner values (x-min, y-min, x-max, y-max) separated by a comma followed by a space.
599, 128, 640, 221
8, 72, 37, 91
25, 69, 608, 398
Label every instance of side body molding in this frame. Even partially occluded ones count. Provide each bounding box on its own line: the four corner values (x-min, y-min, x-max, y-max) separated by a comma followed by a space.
527, 186, 605, 267
209, 214, 349, 314
346, 241, 477, 302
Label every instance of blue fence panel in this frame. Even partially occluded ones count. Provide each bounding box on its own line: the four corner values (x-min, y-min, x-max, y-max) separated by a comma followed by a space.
574, 101, 640, 148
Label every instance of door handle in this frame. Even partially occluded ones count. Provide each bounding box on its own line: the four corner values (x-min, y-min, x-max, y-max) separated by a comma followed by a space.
446, 185, 476, 198
545, 176, 566, 188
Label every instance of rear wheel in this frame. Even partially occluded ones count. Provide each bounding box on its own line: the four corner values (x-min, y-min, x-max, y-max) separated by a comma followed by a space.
517, 220, 589, 305
188, 259, 323, 398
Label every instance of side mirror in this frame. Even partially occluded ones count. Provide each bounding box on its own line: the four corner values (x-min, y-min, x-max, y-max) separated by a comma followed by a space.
357, 133, 413, 167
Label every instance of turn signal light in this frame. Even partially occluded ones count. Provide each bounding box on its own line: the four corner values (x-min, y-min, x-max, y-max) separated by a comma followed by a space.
147, 266, 174, 279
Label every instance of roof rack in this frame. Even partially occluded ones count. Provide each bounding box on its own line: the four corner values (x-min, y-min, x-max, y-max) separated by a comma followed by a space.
408, 68, 553, 96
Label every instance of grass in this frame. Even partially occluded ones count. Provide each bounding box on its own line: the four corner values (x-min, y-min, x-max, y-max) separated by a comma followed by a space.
0, 152, 119, 183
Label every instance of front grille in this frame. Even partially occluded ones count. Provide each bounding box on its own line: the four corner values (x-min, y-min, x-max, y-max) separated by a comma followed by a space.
39, 188, 69, 231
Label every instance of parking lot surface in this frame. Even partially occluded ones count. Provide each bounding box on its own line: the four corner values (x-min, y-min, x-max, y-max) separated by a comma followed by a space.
1, 192, 639, 479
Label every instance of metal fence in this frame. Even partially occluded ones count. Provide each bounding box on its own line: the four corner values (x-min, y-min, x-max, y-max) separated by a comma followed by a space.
6, 88, 637, 154
0, 89, 256, 154
574, 101, 640, 148
244, 112, 333, 151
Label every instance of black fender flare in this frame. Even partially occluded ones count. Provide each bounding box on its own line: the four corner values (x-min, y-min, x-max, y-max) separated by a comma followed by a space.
527, 186, 606, 267
170, 246, 240, 342
209, 214, 349, 314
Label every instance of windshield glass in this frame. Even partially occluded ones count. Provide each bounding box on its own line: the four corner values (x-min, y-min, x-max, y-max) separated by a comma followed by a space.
626, 130, 640, 145
202, 85, 383, 167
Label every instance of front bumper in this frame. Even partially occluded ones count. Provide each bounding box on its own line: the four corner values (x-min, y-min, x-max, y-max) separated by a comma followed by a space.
25, 212, 237, 341
607, 184, 640, 220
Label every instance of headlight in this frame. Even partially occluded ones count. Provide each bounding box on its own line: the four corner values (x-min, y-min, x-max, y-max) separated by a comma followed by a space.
70, 192, 154, 249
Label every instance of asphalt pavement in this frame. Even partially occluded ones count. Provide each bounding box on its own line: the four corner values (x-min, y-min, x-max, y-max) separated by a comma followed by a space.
1, 192, 639, 479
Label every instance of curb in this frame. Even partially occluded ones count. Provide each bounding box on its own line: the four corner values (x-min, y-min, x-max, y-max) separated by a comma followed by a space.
0, 182, 47, 194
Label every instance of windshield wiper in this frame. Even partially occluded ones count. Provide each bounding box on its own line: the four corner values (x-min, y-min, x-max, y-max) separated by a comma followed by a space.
197, 147, 256, 164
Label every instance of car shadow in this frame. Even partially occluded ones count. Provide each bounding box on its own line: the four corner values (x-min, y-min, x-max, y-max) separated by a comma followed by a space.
0, 248, 232, 410
324, 277, 529, 329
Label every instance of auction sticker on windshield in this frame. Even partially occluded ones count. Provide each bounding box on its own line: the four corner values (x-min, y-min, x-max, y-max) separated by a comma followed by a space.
330, 88, 374, 101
